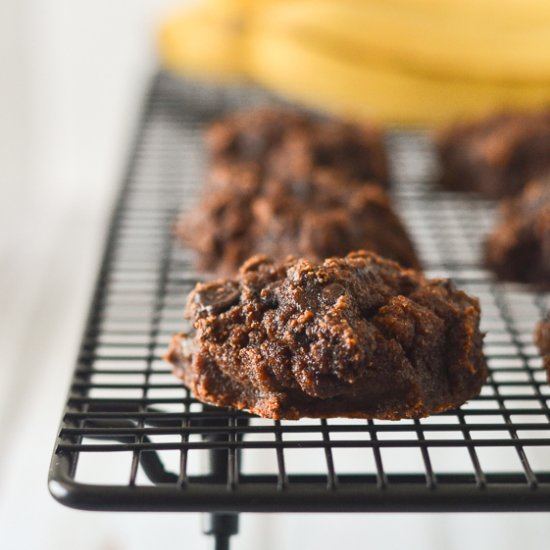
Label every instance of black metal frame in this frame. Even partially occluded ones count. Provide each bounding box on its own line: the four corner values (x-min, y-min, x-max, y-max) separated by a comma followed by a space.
49, 72, 550, 548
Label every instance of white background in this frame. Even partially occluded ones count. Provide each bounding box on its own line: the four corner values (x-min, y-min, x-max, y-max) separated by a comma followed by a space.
1, 1, 549, 548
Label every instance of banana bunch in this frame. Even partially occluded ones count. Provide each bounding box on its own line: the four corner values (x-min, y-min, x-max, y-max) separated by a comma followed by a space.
158, 0, 550, 125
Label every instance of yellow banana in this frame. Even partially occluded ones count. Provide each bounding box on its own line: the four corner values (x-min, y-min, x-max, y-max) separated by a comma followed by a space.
384, 0, 550, 26
205, 0, 277, 17
157, 0, 550, 124
257, 0, 550, 83
247, 25, 550, 125
158, 6, 245, 80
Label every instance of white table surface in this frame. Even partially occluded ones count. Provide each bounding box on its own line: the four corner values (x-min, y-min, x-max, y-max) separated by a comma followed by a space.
1, 2, 549, 548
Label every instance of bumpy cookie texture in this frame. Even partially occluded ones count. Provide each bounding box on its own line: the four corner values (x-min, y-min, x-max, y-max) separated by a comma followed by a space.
268, 119, 389, 185
206, 106, 389, 186
177, 166, 420, 275
206, 107, 308, 163
535, 313, 550, 381
165, 251, 487, 420
436, 111, 550, 199
484, 180, 550, 285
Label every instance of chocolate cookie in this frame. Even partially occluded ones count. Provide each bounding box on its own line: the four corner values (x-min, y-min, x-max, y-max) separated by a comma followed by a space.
535, 314, 550, 381
267, 118, 389, 185
484, 179, 550, 285
177, 166, 420, 275
206, 107, 308, 163
165, 251, 487, 420
436, 110, 550, 199
206, 106, 389, 186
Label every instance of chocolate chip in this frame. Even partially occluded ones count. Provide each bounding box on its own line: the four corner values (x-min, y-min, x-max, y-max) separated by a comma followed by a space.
193, 282, 240, 314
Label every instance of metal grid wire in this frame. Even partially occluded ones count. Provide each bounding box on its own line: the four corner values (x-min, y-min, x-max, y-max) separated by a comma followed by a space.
49, 72, 550, 512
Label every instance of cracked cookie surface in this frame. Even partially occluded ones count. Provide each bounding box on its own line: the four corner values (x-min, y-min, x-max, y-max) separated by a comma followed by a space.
206, 106, 389, 185
484, 179, 550, 285
436, 111, 550, 199
178, 166, 420, 275
165, 251, 487, 419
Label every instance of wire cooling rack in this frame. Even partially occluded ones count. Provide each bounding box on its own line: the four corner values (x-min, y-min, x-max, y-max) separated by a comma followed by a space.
49, 72, 550, 516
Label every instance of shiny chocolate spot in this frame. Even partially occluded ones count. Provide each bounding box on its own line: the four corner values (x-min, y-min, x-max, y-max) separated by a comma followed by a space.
193, 282, 240, 314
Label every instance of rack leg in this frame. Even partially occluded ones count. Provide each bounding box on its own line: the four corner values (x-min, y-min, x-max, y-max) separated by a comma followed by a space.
202, 512, 239, 550
199, 405, 247, 549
